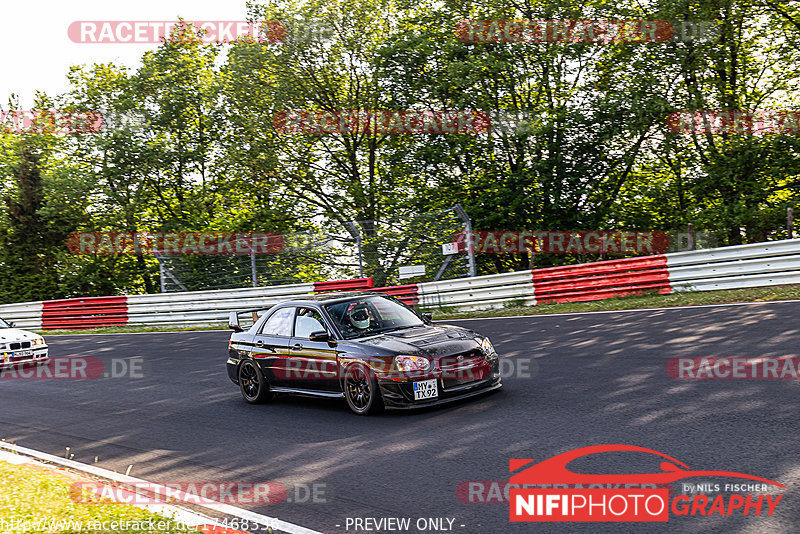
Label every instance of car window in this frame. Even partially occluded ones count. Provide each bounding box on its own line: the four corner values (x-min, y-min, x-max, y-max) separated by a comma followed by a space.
324, 296, 423, 339
259, 307, 295, 336
294, 308, 327, 339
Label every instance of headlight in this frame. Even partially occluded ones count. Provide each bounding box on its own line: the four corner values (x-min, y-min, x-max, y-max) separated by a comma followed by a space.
478, 337, 496, 356
33, 338, 45, 346
394, 355, 431, 372
0, 343, 7, 350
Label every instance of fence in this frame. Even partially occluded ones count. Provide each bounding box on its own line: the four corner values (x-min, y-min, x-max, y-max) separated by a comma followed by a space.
155, 206, 472, 292
2, 238, 800, 330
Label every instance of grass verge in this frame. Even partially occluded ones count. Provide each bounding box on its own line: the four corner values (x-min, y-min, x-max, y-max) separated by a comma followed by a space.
0, 459, 202, 533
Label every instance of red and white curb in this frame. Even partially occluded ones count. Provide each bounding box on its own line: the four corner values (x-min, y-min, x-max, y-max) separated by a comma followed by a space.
0, 441, 322, 534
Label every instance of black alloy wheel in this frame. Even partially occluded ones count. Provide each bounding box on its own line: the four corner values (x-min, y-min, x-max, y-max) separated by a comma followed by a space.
344, 363, 384, 415
239, 360, 273, 404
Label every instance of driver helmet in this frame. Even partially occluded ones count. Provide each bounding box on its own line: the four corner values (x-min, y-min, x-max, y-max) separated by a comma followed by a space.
348, 303, 370, 329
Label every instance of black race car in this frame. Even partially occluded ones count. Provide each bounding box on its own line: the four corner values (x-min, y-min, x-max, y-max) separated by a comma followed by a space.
226, 292, 502, 415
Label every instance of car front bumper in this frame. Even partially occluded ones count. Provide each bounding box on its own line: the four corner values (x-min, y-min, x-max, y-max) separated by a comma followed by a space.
377, 365, 502, 409
0, 347, 49, 368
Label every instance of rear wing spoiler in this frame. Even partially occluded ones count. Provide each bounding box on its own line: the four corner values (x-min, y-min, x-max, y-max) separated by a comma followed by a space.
228, 306, 273, 332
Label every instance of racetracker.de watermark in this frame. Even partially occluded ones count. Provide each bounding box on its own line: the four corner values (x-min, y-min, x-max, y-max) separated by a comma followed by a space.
68, 20, 288, 44
0, 110, 103, 134
276, 356, 535, 382
0, 357, 144, 379
452, 231, 670, 255
273, 110, 491, 134
67, 232, 285, 255
456, 20, 716, 44
69, 480, 326, 505
667, 356, 800, 379
667, 111, 800, 134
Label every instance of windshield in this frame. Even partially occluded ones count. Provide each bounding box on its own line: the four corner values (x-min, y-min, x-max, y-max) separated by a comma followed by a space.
0, 318, 10, 328
323, 295, 424, 339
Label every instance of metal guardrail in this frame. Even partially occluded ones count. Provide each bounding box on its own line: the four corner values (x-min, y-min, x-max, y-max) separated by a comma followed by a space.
1, 238, 799, 330
367, 284, 419, 305
126, 283, 316, 327
0, 301, 43, 330
666, 239, 800, 265
41, 296, 128, 329
313, 278, 374, 292
418, 271, 535, 310
668, 256, 800, 282
666, 239, 800, 291
532, 256, 670, 304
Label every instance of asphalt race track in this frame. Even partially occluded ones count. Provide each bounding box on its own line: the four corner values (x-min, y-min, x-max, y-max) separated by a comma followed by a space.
2, 300, 800, 533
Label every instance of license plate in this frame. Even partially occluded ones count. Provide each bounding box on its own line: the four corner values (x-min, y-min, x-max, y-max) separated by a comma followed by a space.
14, 350, 32, 358
412, 379, 438, 400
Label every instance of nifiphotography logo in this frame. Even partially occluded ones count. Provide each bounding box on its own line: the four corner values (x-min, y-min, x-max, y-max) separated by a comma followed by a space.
508, 445, 784, 522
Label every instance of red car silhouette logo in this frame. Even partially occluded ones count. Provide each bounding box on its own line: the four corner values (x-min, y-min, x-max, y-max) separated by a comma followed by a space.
509, 444, 784, 487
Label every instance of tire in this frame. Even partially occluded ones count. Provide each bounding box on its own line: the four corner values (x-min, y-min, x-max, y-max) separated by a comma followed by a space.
238, 360, 273, 404
344, 363, 384, 415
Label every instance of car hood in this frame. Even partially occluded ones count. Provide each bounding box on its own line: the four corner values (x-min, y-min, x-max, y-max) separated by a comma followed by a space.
354, 325, 480, 357
0, 328, 39, 341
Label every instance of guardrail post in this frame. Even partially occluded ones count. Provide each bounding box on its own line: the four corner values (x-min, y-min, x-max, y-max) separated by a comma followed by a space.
347, 222, 365, 278
157, 256, 166, 293
789, 207, 794, 239
454, 203, 477, 277
155, 253, 187, 292
250, 247, 258, 287
687, 223, 695, 250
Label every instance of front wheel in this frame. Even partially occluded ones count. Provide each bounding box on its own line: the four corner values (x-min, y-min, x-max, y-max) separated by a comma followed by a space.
344, 363, 384, 415
238, 360, 273, 404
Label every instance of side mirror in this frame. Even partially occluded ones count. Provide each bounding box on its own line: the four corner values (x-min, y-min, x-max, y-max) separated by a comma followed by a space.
309, 330, 330, 342
8, 321, 15, 328
421, 313, 432, 322
228, 312, 243, 332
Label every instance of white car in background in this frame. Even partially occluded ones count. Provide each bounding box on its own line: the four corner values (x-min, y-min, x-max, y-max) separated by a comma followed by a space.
0, 317, 48, 368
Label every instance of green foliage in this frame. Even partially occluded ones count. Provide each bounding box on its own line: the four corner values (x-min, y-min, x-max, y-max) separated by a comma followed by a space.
0, 0, 798, 301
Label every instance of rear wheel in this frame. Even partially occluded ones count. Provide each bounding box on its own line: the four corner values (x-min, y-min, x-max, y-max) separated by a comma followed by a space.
344, 363, 384, 415
238, 360, 273, 404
